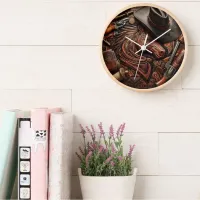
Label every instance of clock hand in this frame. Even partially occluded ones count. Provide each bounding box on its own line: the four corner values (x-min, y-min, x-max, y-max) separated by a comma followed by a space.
135, 47, 152, 54
134, 34, 149, 79
125, 36, 141, 47
125, 36, 152, 53
135, 49, 142, 54
135, 29, 171, 54
146, 28, 171, 47
144, 34, 148, 45
134, 50, 144, 80
134, 34, 152, 54
140, 48, 152, 54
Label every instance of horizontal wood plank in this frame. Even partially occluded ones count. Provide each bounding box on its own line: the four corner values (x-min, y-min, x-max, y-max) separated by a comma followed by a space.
159, 133, 200, 175
135, 176, 200, 200
182, 46, 200, 89
0, 46, 116, 89
0, 1, 197, 45
0, 46, 182, 89
0, 89, 71, 115
0, 1, 105, 45
72, 89, 200, 132
71, 175, 200, 200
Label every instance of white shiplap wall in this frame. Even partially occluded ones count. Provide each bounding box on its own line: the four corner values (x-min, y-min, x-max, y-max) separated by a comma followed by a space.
2, 0, 200, 199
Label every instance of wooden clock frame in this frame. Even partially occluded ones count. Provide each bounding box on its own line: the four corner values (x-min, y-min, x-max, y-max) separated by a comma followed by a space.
100, 3, 188, 92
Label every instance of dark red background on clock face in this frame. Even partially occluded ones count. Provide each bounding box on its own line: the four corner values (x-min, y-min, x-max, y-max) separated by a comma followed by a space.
102, 6, 185, 89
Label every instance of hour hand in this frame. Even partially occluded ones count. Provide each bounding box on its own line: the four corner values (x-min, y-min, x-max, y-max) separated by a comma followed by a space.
125, 36, 141, 48
125, 36, 152, 54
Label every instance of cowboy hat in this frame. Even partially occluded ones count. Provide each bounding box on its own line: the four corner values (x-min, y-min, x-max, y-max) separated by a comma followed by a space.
134, 6, 181, 43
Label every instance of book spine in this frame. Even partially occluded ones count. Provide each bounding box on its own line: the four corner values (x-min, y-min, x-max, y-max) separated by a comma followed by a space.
31, 109, 48, 200
18, 118, 32, 200
48, 112, 73, 200
18, 108, 61, 200
0, 110, 18, 199
47, 108, 61, 199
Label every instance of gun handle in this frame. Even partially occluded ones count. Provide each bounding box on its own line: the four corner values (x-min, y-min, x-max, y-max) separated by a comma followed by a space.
105, 24, 116, 34
172, 49, 185, 68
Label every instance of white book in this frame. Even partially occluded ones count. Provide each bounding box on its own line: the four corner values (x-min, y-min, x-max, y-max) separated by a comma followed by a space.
48, 112, 73, 200
18, 118, 32, 200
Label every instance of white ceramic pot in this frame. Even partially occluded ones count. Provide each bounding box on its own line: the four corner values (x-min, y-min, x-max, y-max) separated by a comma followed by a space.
78, 168, 138, 200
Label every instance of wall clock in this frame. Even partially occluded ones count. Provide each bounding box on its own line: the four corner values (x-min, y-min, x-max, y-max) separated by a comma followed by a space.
101, 4, 188, 91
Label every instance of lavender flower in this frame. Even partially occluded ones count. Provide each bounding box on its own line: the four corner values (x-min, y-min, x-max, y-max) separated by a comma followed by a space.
105, 156, 113, 164
109, 124, 114, 139
87, 141, 90, 150
98, 122, 108, 148
120, 123, 126, 136
128, 144, 135, 157
104, 148, 108, 153
91, 125, 96, 139
79, 147, 84, 155
86, 126, 94, 141
89, 143, 96, 150
77, 122, 134, 176
111, 143, 116, 153
118, 156, 123, 161
98, 122, 105, 137
75, 152, 82, 161
80, 124, 86, 138
110, 161, 115, 167
116, 124, 122, 137
98, 145, 104, 153
85, 151, 92, 167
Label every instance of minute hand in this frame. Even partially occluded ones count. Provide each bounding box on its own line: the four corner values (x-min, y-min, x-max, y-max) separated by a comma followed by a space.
146, 29, 171, 47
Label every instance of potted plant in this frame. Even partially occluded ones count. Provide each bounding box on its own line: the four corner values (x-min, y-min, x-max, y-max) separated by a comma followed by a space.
76, 122, 137, 200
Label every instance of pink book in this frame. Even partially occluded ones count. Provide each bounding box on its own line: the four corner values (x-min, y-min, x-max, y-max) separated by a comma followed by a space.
18, 108, 61, 200
31, 108, 48, 200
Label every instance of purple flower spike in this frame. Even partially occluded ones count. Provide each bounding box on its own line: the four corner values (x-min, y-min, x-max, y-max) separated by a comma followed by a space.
118, 156, 123, 161
90, 143, 97, 150
111, 143, 116, 153
85, 151, 93, 167
110, 161, 115, 167
86, 126, 93, 138
75, 152, 82, 161
79, 146, 84, 155
98, 145, 104, 153
105, 156, 113, 164
116, 124, 122, 137
120, 123, 126, 136
91, 125, 96, 140
104, 148, 108, 153
128, 144, 135, 157
80, 124, 86, 138
98, 122, 105, 136
109, 125, 114, 138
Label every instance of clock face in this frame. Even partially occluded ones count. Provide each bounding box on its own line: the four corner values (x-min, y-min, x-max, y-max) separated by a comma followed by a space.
101, 4, 187, 91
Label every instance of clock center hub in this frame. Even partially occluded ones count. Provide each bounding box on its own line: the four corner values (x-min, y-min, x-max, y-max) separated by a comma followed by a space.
141, 45, 146, 51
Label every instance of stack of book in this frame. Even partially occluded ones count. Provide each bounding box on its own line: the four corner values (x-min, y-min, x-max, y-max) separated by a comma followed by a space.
0, 108, 73, 200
